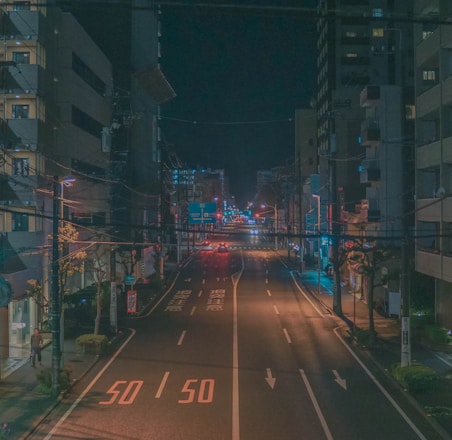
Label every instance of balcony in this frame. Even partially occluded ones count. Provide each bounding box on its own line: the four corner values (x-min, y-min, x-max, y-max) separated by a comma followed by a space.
415, 27, 440, 66
359, 159, 380, 183
360, 85, 380, 108
416, 249, 442, 278
360, 119, 380, 147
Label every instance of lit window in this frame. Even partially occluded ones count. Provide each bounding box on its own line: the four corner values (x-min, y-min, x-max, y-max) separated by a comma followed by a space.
12, 104, 29, 119
345, 53, 358, 58
372, 28, 384, 37
345, 31, 357, 37
422, 70, 436, 81
12, 157, 30, 176
372, 8, 383, 17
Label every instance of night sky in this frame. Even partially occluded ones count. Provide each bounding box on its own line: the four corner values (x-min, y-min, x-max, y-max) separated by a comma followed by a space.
70, 1, 318, 206
159, 3, 317, 204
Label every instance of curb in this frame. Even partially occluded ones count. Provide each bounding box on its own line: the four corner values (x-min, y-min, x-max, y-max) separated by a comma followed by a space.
20, 331, 129, 440
344, 329, 452, 440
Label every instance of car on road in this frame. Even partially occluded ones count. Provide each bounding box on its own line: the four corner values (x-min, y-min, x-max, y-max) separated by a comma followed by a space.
217, 242, 229, 253
200, 241, 213, 251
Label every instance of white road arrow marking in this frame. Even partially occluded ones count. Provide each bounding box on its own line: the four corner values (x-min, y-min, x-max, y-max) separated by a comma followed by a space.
332, 370, 347, 390
265, 368, 276, 389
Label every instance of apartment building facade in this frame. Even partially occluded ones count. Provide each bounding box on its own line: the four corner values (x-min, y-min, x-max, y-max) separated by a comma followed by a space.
315, 1, 414, 307
414, 0, 452, 328
0, 1, 113, 354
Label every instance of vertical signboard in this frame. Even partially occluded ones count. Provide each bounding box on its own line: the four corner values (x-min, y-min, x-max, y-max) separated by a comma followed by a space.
127, 290, 137, 314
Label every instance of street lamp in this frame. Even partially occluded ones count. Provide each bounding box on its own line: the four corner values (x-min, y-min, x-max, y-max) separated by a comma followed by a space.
311, 195, 321, 295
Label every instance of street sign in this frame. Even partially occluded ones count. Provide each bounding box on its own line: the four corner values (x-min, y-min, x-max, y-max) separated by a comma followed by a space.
188, 202, 217, 224
125, 275, 136, 285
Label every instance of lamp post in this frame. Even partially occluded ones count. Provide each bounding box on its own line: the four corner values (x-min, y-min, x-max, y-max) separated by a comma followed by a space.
311, 194, 321, 295
59, 177, 75, 366
51, 176, 75, 396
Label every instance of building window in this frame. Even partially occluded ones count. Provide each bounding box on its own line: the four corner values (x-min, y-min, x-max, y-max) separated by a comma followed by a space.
345, 31, 357, 38
372, 28, 384, 37
12, 158, 30, 176
13, 51, 30, 64
12, 104, 29, 119
405, 105, 415, 120
422, 70, 436, 82
72, 105, 102, 139
12, 213, 29, 231
422, 31, 434, 40
372, 8, 383, 17
345, 53, 358, 58
72, 53, 106, 96
13, 1, 31, 10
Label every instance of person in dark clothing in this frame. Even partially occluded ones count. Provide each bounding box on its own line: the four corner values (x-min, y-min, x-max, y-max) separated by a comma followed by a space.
30, 327, 43, 367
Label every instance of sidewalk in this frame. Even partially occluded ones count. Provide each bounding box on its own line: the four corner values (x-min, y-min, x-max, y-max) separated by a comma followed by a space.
0, 338, 99, 439
0, 260, 182, 438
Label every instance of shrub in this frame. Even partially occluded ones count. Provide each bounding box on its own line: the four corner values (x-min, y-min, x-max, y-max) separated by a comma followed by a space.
391, 362, 439, 393
425, 406, 452, 417
352, 327, 374, 347
36, 366, 72, 394
75, 334, 108, 355
423, 325, 451, 344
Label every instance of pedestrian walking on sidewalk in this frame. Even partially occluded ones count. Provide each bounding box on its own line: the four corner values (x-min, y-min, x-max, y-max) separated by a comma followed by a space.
30, 327, 43, 367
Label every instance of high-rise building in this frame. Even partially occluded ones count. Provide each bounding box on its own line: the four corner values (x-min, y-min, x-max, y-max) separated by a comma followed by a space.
414, 0, 452, 328
0, 1, 113, 354
315, 1, 414, 306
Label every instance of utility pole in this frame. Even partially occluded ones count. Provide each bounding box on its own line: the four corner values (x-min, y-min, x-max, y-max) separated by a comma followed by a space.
329, 113, 342, 316
51, 176, 61, 397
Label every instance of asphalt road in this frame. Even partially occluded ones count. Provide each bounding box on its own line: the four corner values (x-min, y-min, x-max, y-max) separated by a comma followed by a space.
28, 230, 442, 440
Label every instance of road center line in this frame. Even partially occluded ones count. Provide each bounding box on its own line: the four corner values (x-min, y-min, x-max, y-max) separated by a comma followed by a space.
232, 254, 244, 440
266, 289, 272, 296
177, 330, 187, 346
273, 305, 280, 315
198, 290, 203, 297
299, 369, 333, 440
190, 306, 196, 316
283, 328, 292, 343
155, 371, 170, 398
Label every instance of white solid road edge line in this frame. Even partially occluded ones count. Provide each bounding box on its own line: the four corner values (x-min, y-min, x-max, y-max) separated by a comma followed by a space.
43, 328, 137, 440
333, 327, 428, 440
